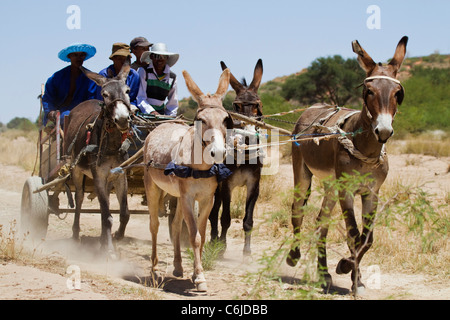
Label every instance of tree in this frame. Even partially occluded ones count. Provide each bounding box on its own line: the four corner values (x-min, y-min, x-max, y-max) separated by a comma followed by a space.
281, 55, 365, 107
6, 117, 37, 131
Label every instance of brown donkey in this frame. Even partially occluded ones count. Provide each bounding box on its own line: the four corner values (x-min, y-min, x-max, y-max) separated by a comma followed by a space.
286, 36, 408, 294
143, 69, 232, 292
209, 59, 264, 255
64, 64, 132, 256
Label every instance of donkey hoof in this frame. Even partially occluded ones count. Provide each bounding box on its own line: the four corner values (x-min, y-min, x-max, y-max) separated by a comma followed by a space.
196, 282, 208, 292
286, 249, 301, 267
321, 273, 333, 294
72, 232, 80, 242
336, 258, 353, 275
173, 268, 183, 278
107, 250, 118, 261
193, 273, 207, 292
113, 231, 125, 241
353, 285, 366, 296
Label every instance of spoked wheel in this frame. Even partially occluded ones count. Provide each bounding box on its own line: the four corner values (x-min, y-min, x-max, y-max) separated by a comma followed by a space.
21, 176, 49, 240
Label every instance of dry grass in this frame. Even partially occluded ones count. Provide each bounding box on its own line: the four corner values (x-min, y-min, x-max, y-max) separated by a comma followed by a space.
388, 131, 450, 157
0, 129, 39, 171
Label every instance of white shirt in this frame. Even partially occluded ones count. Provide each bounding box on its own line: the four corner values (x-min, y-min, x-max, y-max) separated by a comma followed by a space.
136, 62, 178, 116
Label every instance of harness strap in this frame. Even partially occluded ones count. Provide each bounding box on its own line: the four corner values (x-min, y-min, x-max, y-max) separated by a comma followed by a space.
67, 112, 96, 155
364, 75, 401, 84
163, 161, 232, 182
313, 110, 385, 166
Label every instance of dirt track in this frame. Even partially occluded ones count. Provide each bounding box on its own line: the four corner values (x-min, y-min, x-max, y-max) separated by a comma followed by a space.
0, 153, 449, 300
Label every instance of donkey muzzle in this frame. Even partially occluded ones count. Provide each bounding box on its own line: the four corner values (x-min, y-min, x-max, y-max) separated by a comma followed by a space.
373, 113, 394, 143
114, 101, 131, 132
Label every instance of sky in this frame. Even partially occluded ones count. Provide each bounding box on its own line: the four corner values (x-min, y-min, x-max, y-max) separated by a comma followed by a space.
0, 0, 449, 124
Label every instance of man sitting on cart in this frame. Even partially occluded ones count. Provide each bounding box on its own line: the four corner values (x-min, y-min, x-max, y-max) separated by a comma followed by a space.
136, 43, 179, 117
130, 36, 152, 71
42, 43, 97, 128
94, 43, 140, 111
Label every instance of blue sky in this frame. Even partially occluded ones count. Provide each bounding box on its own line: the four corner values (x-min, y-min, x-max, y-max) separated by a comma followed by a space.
0, 0, 449, 124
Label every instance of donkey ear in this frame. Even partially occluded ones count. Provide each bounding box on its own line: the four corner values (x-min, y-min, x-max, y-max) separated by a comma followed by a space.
107, 68, 114, 79
214, 68, 230, 100
389, 36, 408, 74
117, 61, 131, 82
249, 59, 263, 92
221, 61, 244, 93
183, 70, 204, 103
220, 61, 228, 71
80, 67, 107, 87
352, 40, 376, 75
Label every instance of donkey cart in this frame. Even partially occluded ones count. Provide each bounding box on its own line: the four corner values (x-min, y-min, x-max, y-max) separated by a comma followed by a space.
20, 108, 179, 240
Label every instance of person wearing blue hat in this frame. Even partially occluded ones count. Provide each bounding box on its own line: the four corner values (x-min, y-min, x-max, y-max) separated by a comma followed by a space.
42, 43, 97, 127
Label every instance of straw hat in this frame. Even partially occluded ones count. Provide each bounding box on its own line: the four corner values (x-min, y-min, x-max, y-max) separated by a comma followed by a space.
141, 43, 179, 67
109, 43, 132, 60
58, 43, 96, 62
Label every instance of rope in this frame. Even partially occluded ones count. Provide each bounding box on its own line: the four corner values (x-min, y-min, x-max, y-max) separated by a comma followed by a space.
263, 117, 298, 125
261, 107, 306, 118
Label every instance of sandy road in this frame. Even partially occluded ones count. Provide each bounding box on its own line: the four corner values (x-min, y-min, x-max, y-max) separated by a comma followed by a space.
0, 154, 449, 300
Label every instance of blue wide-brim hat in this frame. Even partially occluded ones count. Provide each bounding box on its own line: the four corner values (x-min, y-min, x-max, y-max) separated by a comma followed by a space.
58, 43, 96, 62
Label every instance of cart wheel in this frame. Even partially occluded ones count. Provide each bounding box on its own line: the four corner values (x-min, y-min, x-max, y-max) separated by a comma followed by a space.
21, 176, 49, 240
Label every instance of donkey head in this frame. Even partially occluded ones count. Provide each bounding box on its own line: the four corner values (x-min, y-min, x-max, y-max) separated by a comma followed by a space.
81, 63, 132, 132
353, 36, 408, 143
183, 69, 233, 163
221, 59, 263, 118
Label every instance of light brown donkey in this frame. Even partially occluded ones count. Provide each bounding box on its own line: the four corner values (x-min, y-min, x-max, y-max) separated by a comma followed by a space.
286, 36, 408, 294
143, 69, 232, 292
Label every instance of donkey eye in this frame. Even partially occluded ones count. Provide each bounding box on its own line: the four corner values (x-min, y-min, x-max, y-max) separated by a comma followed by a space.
102, 92, 109, 98
366, 89, 374, 95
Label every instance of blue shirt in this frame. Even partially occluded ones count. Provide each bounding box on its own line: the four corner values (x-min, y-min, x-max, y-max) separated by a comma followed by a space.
95, 65, 140, 106
42, 66, 97, 125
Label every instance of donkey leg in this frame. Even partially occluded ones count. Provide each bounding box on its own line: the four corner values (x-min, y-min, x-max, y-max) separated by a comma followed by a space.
287, 161, 312, 267
209, 185, 222, 241
356, 194, 377, 262
171, 198, 184, 277
180, 195, 206, 291
347, 193, 378, 294
95, 180, 115, 255
195, 195, 216, 292
71, 169, 84, 240
219, 183, 232, 248
316, 192, 337, 292
113, 174, 130, 241
337, 193, 366, 293
145, 179, 163, 271
243, 181, 260, 256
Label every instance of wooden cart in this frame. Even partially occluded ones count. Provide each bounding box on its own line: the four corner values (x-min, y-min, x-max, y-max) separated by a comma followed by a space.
20, 92, 180, 239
